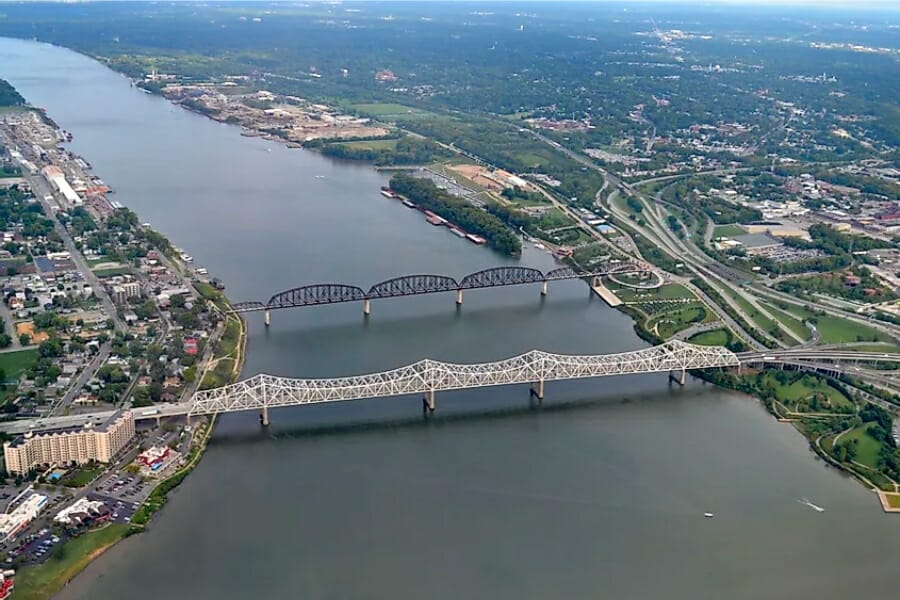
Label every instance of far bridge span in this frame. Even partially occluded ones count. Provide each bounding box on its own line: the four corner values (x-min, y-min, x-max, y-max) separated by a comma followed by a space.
231, 263, 652, 325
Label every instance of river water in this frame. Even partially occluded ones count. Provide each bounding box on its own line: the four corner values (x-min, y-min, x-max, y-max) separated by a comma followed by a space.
1, 38, 898, 599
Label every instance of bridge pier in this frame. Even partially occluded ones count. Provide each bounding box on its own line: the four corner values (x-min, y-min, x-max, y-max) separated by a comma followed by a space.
669, 368, 687, 386
264, 310, 271, 327
363, 298, 371, 316
423, 390, 436, 412
541, 281, 548, 297
530, 380, 545, 402
456, 289, 463, 306
260, 405, 269, 427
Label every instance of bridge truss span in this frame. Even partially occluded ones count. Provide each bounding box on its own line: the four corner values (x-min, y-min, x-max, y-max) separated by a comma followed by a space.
189, 341, 740, 417
368, 274, 459, 299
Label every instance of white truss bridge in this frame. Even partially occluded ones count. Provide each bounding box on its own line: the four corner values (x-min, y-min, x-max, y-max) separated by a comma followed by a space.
189, 341, 740, 421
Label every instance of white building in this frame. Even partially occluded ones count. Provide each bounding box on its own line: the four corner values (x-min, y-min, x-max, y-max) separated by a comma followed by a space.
41, 165, 82, 208
0, 493, 48, 542
54, 497, 107, 526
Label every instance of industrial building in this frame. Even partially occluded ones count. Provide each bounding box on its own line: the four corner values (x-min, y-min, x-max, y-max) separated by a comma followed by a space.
3, 411, 135, 475
40, 165, 81, 208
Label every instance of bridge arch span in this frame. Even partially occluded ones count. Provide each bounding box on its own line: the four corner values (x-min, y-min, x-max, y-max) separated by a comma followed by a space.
544, 267, 580, 281
266, 283, 367, 309
368, 274, 460, 299
460, 266, 545, 289
232, 301, 266, 312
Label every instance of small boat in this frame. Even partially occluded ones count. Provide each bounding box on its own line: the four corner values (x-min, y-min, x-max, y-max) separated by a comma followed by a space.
315, 175, 325, 179
703, 512, 714, 518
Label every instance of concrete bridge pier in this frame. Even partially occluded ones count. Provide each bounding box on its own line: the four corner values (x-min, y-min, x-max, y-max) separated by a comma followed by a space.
541, 281, 548, 296
669, 368, 687, 386
456, 289, 463, 306
260, 406, 269, 427
264, 310, 271, 327
423, 390, 436, 413
530, 380, 545, 402
363, 298, 371, 316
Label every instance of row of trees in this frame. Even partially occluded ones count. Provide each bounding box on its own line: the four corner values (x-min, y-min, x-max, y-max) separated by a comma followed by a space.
389, 174, 521, 256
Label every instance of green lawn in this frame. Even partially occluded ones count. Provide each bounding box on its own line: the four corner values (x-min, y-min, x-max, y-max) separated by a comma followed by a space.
60, 465, 105, 488
841, 423, 884, 469
0, 348, 38, 382
92, 266, 132, 277
712, 224, 746, 238
688, 328, 731, 346
613, 283, 695, 303
352, 103, 432, 119
839, 343, 900, 354
763, 372, 853, 411
761, 301, 812, 342
12, 524, 130, 600
649, 305, 707, 339
783, 304, 892, 343
887, 494, 900, 509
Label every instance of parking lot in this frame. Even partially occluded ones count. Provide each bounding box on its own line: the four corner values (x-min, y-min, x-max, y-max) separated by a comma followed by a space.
85, 493, 139, 525
94, 473, 153, 505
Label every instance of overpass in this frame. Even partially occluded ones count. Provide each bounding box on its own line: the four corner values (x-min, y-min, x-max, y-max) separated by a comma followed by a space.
231, 264, 651, 324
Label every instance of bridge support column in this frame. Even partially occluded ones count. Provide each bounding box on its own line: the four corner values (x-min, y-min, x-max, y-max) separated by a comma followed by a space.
423, 390, 436, 412
363, 298, 371, 316
530, 380, 545, 401
541, 281, 548, 297
669, 368, 687, 386
456, 289, 463, 306
264, 310, 271, 327
260, 406, 269, 427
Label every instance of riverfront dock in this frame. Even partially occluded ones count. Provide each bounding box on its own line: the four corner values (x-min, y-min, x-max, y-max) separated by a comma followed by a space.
591, 281, 622, 307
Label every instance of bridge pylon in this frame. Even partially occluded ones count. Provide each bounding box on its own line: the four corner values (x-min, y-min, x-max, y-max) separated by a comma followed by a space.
264, 309, 271, 327
669, 368, 687, 386
456, 289, 463, 306
260, 405, 269, 427
530, 380, 545, 402
363, 298, 371, 316
541, 281, 548, 296
423, 390, 436, 412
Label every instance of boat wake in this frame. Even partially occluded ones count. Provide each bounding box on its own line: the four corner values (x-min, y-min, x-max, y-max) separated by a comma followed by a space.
798, 498, 825, 512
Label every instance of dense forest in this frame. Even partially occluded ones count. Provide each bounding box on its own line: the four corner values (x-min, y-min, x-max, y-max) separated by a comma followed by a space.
389, 174, 522, 256
0, 79, 24, 107
315, 136, 451, 166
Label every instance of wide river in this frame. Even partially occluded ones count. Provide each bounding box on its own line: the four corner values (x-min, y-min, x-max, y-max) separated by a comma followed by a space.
1, 38, 899, 599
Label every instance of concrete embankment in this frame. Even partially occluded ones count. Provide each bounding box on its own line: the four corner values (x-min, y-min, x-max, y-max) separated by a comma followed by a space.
591, 282, 622, 307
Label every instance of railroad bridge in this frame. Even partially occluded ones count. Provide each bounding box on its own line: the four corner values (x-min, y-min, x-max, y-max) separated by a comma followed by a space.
231, 264, 651, 325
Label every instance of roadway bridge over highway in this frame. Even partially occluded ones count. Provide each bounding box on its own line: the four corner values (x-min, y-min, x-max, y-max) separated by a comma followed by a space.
231, 264, 651, 324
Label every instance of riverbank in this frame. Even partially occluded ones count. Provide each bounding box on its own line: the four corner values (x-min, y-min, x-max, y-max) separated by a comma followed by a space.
3, 100, 249, 597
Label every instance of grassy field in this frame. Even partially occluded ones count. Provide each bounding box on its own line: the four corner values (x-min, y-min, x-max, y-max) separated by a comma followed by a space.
712, 224, 746, 238
0, 348, 38, 382
842, 423, 884, 469
723, 287, 780, 335
839, 343, 900, 354
60, 465, 105, 488
612, 283, 695, 304
352, 103, 432, 119
761, 301, 812, 342
763, 372, 853, 411
782, 304, 891, 344
92, 266, 132, 278
688, 328, 731, 346
12, 524, 130, 600
649, 305, 707, 339
887, 494, 900, 509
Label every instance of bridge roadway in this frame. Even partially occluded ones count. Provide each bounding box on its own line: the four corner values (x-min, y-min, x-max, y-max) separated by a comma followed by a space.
5, 344, 900, 433
231, 264, 651, 323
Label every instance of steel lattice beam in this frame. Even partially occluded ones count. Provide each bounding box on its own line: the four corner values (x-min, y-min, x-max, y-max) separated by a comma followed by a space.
189, 341, 739, 416
235, 262, 653, 313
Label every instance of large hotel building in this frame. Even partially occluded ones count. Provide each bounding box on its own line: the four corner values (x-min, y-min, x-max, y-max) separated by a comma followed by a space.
3, 410, 135, 475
